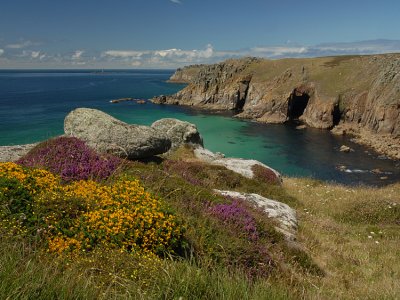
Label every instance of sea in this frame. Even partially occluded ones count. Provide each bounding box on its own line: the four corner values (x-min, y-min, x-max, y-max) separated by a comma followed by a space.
0, 69, 399, 186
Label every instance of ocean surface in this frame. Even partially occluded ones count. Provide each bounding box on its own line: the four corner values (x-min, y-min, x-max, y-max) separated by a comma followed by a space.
0, 69, 399, 186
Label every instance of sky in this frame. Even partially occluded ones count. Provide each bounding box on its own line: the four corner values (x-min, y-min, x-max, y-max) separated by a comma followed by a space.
1, 0, 400, 69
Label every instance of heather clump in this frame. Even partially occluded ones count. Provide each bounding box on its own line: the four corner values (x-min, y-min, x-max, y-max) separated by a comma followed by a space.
17, 136, 122, 182
209, 200, 259, 241
251, 164, 280, 185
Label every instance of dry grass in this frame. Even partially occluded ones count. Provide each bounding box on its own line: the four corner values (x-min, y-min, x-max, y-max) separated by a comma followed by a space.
283, 177, 400, 299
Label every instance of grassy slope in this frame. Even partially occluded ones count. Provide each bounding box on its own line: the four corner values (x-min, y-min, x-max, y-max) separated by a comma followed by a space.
284, 177, 400, 299
244, 55, 380, 99
1, 147, 399, 299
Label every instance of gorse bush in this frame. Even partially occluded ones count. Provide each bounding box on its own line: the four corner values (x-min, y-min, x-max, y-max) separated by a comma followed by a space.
48, 179, 185, 256
17, 137, 122, 182
0, 162, 185, 257
0, 162, 60, 231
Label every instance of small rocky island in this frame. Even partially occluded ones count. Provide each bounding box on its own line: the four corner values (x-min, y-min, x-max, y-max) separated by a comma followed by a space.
152, 54, 400, 159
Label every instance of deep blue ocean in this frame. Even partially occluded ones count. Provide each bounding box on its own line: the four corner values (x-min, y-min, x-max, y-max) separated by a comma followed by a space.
0, 69, 399, 186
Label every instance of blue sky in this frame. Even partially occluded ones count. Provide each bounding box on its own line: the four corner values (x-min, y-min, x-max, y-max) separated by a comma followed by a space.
1, 0, 400, 68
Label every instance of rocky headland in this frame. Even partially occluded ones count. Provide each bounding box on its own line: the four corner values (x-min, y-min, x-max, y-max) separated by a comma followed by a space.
152, 54, 400, 159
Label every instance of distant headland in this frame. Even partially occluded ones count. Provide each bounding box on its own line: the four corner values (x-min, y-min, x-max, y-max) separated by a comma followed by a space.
152, 54, 400, 160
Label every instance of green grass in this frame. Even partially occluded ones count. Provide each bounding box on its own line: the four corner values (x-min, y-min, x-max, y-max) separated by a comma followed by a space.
0, 236, 294, 300
1, 147, 400, 299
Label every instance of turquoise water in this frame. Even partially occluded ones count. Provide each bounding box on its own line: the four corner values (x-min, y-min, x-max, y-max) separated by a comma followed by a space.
0, 69, 399, 186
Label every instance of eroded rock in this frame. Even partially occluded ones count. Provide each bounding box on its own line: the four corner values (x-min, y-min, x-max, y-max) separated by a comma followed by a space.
194, 147, 282, 184
0, 143, 38, 162
151, 118, 203, 150
64, 108, 171, 159
215, 190, 297, 241
339, 145, 354, 153
153, 54, 400, 159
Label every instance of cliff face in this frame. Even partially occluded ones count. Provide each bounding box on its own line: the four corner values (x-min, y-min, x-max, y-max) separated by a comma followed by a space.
153, 54, 400, 158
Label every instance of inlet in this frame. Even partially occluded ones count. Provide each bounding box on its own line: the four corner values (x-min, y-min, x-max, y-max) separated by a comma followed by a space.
287, 89, 310, 121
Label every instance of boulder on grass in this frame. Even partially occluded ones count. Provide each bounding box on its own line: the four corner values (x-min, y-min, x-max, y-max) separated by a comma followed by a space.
151, 118, 203, 150
194, 147, 282, 184
215, 190, 297, 241
64, 108, 171, 159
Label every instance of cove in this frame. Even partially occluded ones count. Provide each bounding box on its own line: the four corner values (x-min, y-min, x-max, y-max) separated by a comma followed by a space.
0, 69, 399, 186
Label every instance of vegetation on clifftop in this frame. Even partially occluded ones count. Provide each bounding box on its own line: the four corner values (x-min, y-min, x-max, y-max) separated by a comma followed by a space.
1, 138, 399, 299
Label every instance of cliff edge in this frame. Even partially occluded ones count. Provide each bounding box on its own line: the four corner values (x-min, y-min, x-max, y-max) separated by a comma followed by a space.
153, 54, 400, 159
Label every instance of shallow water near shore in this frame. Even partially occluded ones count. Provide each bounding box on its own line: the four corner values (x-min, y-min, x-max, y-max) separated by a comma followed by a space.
0, 69, 399, 186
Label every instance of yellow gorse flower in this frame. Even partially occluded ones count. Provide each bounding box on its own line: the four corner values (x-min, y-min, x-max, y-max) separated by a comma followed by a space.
1, 162, 184, 256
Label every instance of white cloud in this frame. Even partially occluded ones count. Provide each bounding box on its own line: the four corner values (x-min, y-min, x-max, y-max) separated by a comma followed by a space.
103, 50, 148, 58
154, 44, 214, 59
72, 50, 84, 60
102, 44, 214, 67
3, 39, 400, 69
251, 46, 308, 56
6, 40, 38, 49
31, 51, 40, 59
170, 0, 182, 4
131, 61, 142, 67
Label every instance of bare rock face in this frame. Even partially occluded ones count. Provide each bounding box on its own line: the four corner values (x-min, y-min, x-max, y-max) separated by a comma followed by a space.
194, 147, 282, 184
151, 118, 203, 150
0, 143, 37, 162
168, 65, 203, 83
64, 108, 171, 159
215, 190, 297, 241
153, 57, 257, 111
154, 54, 400, 158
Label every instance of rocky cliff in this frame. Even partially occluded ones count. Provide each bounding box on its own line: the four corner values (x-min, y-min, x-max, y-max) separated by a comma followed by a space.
153, 54, 400, 159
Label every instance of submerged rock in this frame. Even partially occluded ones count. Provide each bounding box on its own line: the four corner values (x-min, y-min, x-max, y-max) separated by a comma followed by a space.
64, 108, 171, 159
339, 145, 354, 153
194, 147, 282, 184
215, 190, 297, 241
151, 118, 203, 150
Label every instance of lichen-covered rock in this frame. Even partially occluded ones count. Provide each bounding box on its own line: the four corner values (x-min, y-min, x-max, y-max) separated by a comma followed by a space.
151, 118, 203, 150
215, 190, 297, 240
64, 108, 171, 159
194, 147, 282, 184
0, 143, 37, 162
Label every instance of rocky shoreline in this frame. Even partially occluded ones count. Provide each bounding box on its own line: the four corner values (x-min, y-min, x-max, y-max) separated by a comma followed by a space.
0, 109, 280, 185
0, 143, 38, 162
152, 54, 400, 160
331, 124, 400, 160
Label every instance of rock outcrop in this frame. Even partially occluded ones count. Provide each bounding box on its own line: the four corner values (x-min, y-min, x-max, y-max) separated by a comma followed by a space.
151, 118, 203, 150
0, 143, 37, 162
167, 65, 203, 83
194, 147, 282, 184
64, 108, 171, 159
215, 190, 297, 240
153, 54, 400, 159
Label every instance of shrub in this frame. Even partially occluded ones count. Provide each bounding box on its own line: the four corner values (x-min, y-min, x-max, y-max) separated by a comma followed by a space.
209, 201, 259, 241
251, 164, 280, 185
0, 162, 60, 232
0, 177, 33, 217
0, 162, 185, 257
17, 137, 122, 182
